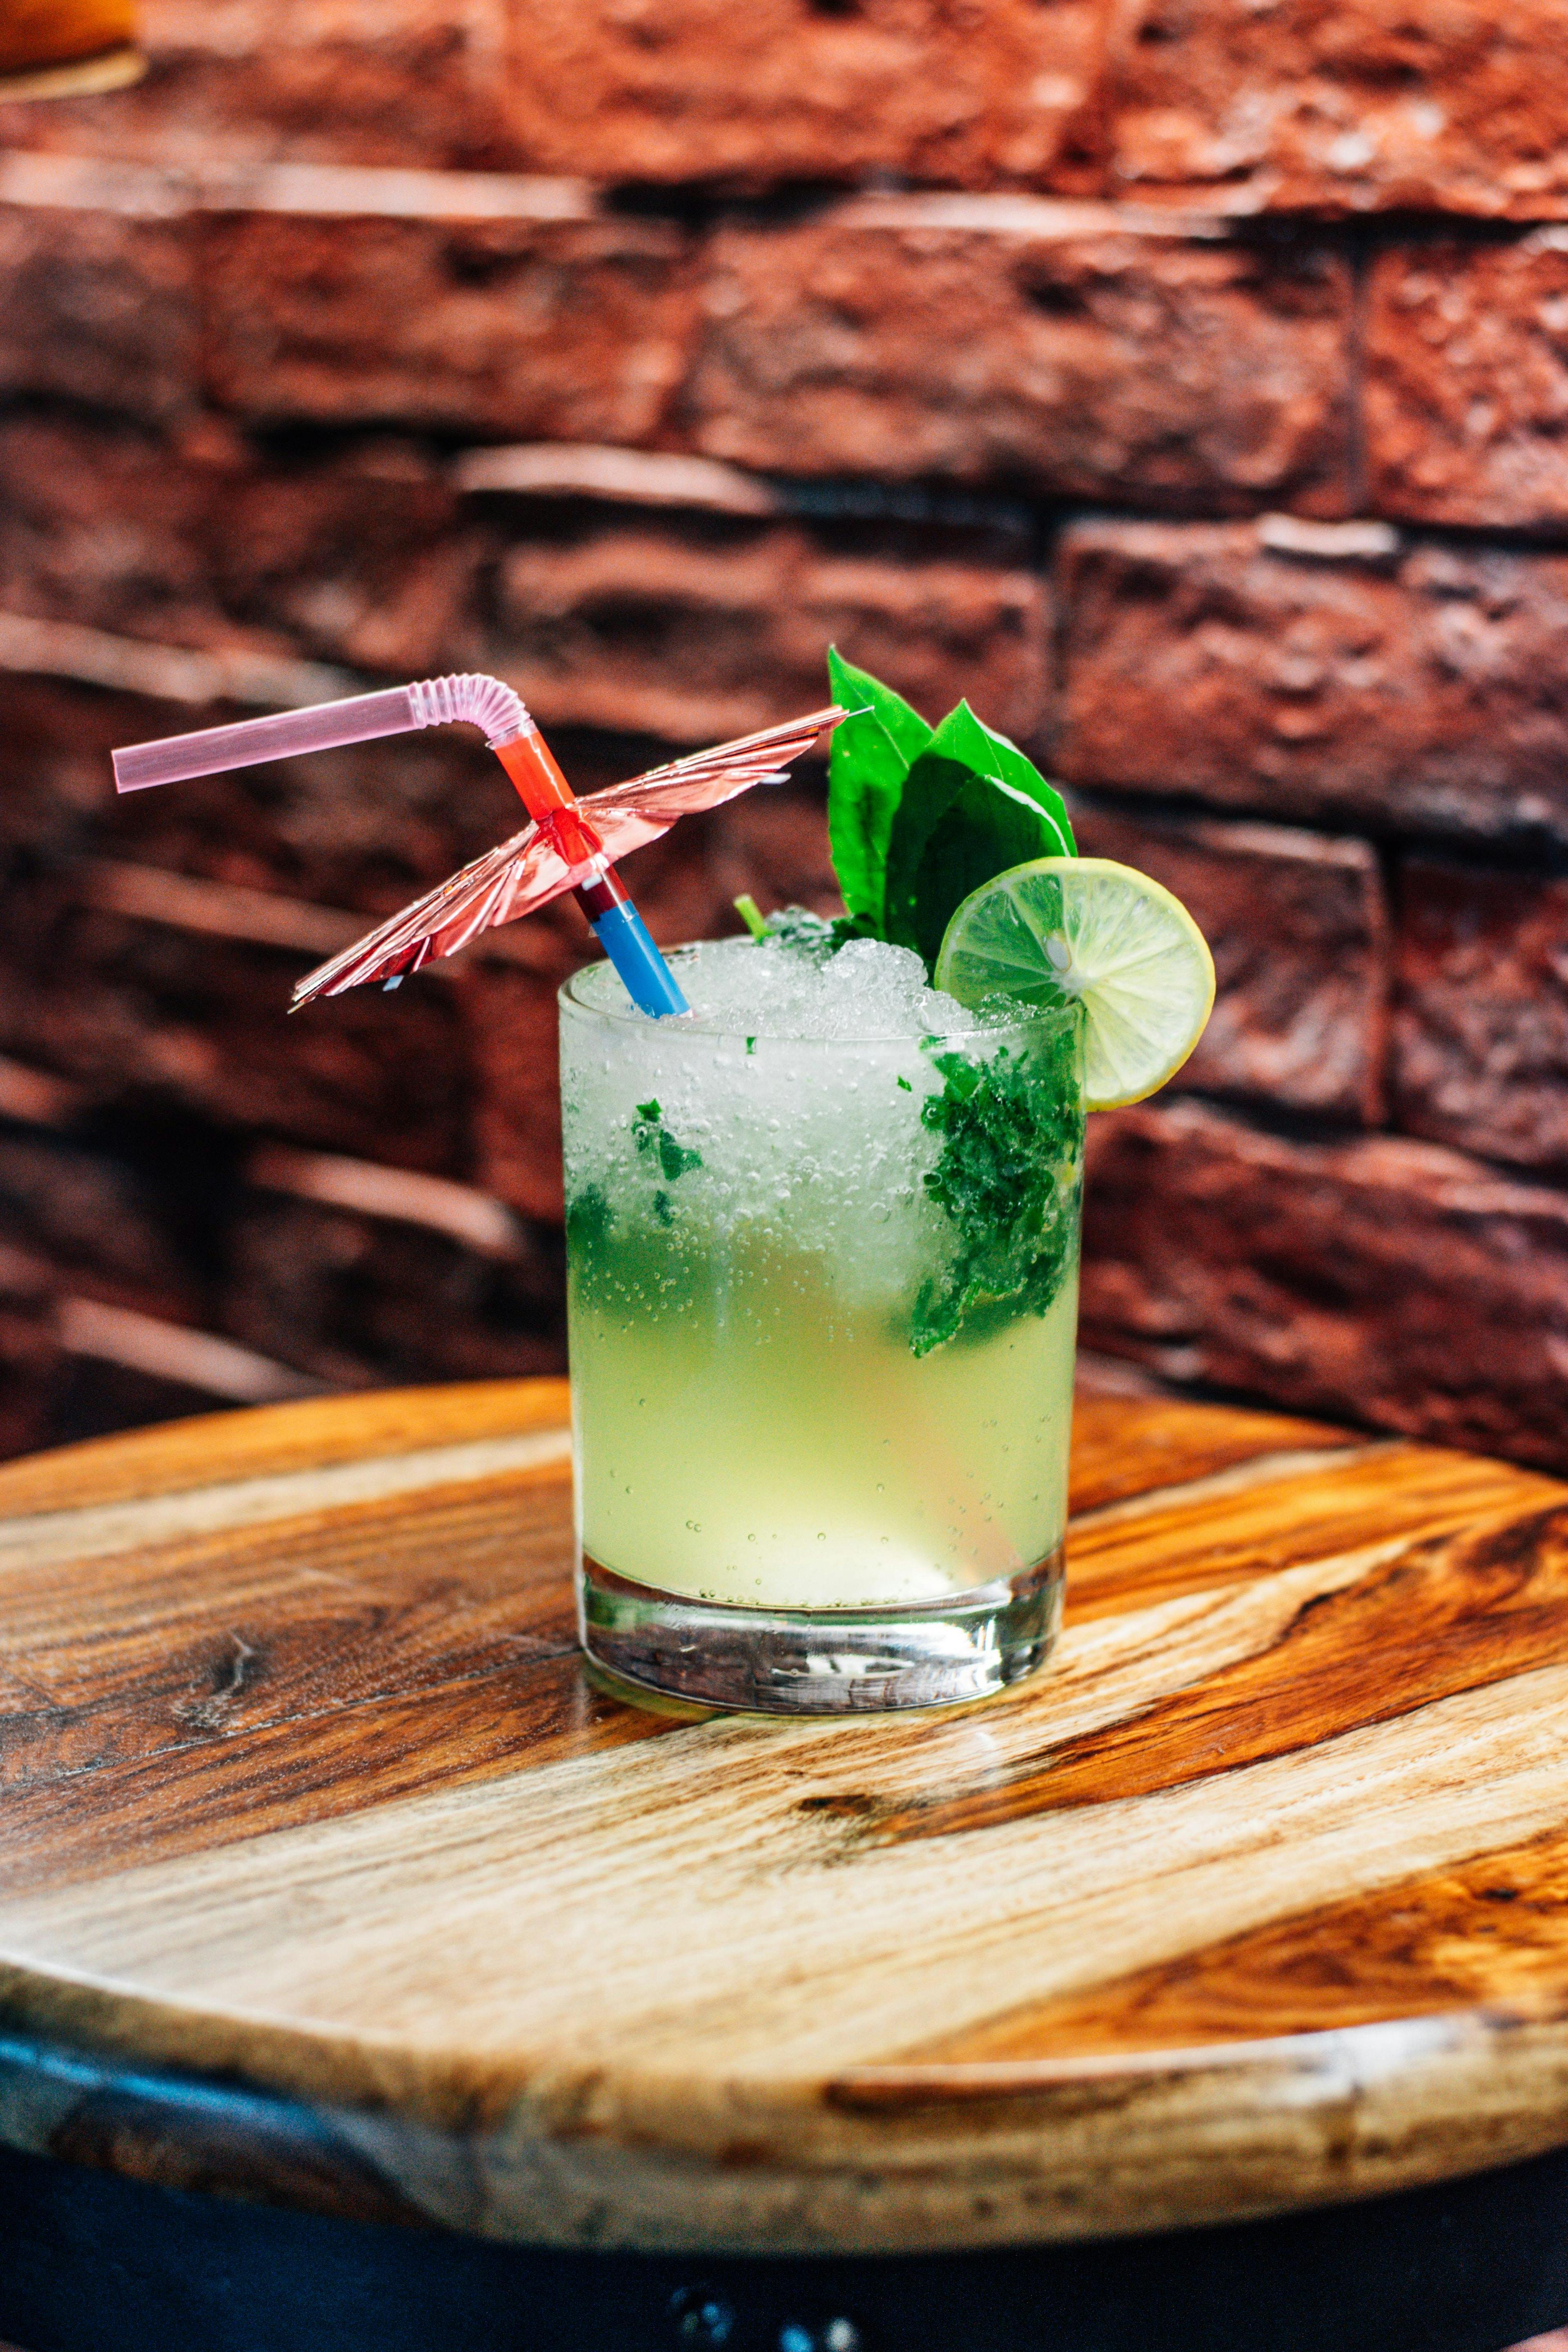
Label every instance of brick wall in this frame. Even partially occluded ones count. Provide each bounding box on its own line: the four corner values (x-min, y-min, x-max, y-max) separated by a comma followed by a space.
2, 0, 1568, 1467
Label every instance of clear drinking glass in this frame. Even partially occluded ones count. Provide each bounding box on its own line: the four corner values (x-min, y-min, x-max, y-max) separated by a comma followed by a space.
559, 944, 1085, 1713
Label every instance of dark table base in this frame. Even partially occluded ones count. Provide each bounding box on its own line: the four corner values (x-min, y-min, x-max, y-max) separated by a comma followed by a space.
1, 2137, 1566, 2352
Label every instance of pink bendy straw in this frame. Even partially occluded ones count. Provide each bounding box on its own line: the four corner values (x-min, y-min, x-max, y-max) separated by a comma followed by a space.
112, 676, 525, 794
114, 673, 693, 1015
112, 675, 843, 1012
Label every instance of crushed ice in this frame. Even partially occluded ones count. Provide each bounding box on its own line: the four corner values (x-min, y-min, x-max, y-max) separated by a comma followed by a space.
577, 935, 999, 1040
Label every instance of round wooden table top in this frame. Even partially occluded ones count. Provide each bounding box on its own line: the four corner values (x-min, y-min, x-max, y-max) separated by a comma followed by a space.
2, 1377, 1568, 2257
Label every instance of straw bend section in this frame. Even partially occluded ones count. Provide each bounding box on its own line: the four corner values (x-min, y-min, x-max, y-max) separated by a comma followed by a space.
113, 673, 534, 793
405, 673, 532, 747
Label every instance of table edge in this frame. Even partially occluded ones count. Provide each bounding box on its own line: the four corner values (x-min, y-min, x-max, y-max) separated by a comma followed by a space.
4, 1992, 1568, 2253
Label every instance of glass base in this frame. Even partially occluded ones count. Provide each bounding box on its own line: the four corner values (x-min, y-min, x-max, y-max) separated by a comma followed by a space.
577, 1551, 1065, 1715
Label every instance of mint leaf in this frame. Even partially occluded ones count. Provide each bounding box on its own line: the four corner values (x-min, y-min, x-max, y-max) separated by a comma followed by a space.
761, 904, 842, 962
911, 1031, 1083, 1356
933, 701, 1076, 857
565, 1179, 612, 1276
632, 1100, 702, 1182
828, 645, 933, 770
827, 707, 907, 935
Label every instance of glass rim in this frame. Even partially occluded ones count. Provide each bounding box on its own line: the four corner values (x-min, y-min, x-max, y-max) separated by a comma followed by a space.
558, 940, 1084, 1049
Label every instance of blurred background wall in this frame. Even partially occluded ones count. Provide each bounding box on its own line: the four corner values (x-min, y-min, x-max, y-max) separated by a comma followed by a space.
0, 0, 1567, 1467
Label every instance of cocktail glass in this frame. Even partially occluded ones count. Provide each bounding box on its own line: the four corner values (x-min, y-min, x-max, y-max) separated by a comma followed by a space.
560, 942, 1085, 1713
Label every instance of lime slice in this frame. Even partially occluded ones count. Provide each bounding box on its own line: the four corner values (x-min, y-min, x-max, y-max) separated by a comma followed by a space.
934, 856, 1215, 1111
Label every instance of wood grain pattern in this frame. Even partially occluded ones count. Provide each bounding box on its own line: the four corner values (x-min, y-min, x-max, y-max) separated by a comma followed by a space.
0, 1377, 573, 1519
2, 1379, 1568, 2253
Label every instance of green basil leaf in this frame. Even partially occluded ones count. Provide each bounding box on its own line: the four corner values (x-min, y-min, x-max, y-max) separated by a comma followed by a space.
827, 707, 907, 935
827, 646, 934, 770
929, 700, 1076, 856
909, 767, 1059, 974
884, 702, 1075, 971
882, 750, 966, 954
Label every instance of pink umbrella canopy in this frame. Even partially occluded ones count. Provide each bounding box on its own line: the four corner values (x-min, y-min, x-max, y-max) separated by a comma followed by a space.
291, 706, 844, 1007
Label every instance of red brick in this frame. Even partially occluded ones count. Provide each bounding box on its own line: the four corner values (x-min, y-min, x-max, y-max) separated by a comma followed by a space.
204, 200, 699, 444
103, 728, 519, 918
0, 886, 474, 1175
0, 181, 199, 423
702, 790, 840, 929
0, 662, 777, 940
1080, 1095, 1568, 1474
0, 412, 486, 693
223, 1185, 564, 1389
1107, 0, 1568, 220
1070, 798, 1387, 1123
1394, 856, 1568, 1179
0, 1130, 211, 1327
490, 513, 1049, 744
0, 1242, 65, 1462
47, 1343, 310, 1447
0, 668, 507, 914
1364, 234, 1568, 528
1055, 515, 1568, 844
2, 0, 1109, 189
217, 440, 483, 679
0, 0, 518, 170
457, 956, 570, 1225
688, 206, 1351, 514
0, 416, 1047, 746
0, 675, 160, 866
0, 415, 235, 652
499, 0, 1106, 192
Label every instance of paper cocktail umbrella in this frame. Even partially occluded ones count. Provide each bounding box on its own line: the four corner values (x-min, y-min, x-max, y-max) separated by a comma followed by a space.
111, 674, 843, 1017
288, 705, 844, 1005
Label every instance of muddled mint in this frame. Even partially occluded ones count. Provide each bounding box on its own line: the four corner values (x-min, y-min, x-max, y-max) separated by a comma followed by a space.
632, 1098, 702, 1183
565, 1179, 612, 1277
753, 904, 846, 962
733, 893, 849, 961
910, 1020, 1084, 1357
564, 1101, 702, 1271
739, 650, 1077, 981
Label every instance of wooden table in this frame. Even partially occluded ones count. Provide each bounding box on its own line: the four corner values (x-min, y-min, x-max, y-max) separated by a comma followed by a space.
4, 1378, 1568, 2352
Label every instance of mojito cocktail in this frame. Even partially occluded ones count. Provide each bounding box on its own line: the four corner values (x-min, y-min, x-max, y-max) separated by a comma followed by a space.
110, 647, 1211, 1717
562, 934, 1084, 1711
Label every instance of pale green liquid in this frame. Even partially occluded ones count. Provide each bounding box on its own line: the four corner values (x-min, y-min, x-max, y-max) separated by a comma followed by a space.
571, 1234, 1077, 1608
